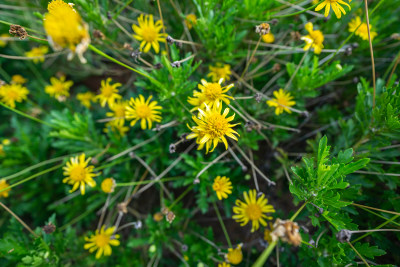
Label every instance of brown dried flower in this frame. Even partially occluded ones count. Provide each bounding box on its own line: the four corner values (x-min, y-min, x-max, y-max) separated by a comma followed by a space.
153, 212, 164, 222
9, 25, 28, 40
117, 202, 128, 213
270, 218, 302, 246
42, 222, 56, 234
255, 23, 271, 36
93, 29, 105, 40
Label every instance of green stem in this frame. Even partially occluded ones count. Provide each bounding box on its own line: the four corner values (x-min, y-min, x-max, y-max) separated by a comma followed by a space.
168, 185, 194, 209
358, 207, 400, 227
351, 215, 400, 243
116, 176, 184, 187
271, 1, 323, 19
58, 203, 102, 231
93, 157, 132, 172
290, 201, 308, 221
347, 242, 371, 267
0, 20, 44, 35
212, 201, 233, 248
0, 102, 53, 127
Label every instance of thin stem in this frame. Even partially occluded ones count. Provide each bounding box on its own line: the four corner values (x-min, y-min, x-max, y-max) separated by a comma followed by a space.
212, 201, 232, 248
364, 0, 376, 110
347, 242, 370, 267
271, 0, 323, 18
116, 176, 183, 187
283, 50, 308, 91
351, 202, 400, 216
156, 0, 169, 60
0, 201, 38, 237
241, 36, 262, 79
168, 185, 194, 209
351, 215, 400, 243
0, 102, 53, 127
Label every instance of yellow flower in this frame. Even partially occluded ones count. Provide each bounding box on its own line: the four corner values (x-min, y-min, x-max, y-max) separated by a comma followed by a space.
301, 22, 324, 54
186, 102, 239, 154
218, 262, 231, 267
0, 33, 10, 47
24, 46, 48, 63
188, 79, 234, 110
233, 189, 275, 232
62, 154, 98, 195
225, 245, 243, 265
266, 89, 296, 115
2, 139, 10, 145
132, 14, 167, 53
11, 75, 28, 84
207, 64, 232, 83
0, 144, 4, 157
101, 178, 116, 193
43, 0, 90, 63
348, 16, 377, 41
45, 76, 73, 99
0, 83, 29, 108
264, 222, 274, 243
84, 225, 120, 259
125, 95, 162, 130
212, 176, 233, 200
315, 0, 351, 19
95, 78, 122, 107
185, 14, 197, 30
104, 121, 130, 136
262, 33, 275, 43
106, 100, 128, 126
312, 0, 319, 4
0, 179, 11, 198
76, 91, 96, 108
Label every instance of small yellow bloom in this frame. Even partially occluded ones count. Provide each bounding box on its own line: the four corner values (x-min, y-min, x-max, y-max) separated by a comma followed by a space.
132, 14, 167, 53
218, 262, 231, 267
24, 46, 48, 63
315, 0, 351, 19
312, 0, 319, 4
125, 95, 162, 130
212, 176, 233, 200
301, 22, 324, 54
266, 89, 296, 115
106, 100, 128, 126
2, 139, 10, 145
76, 91, 96, 108
0, 33, 10, 47
95, 78, 122, 107
348, 16, 377, 41
0, 145, 4, 157
45, 76, 73, 99
207, 64, 232, 83
233, 189, 275, 232
225, 245, 243, 265
0, 83, 29, 108
264, 222, 274, 243
262, 33, 275, 43
84, 225, 120, 259
185, 14, 197, 30
11, 75, 28, 84
62, 154, 99, 195
0, 179, 11, 198
188, 79, 234, 111
104, 121, 130, 136
101, 178, 116, 193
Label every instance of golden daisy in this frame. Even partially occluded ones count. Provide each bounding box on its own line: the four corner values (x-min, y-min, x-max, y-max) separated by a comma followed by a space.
95, 78, 122, 107
218, 262, 231, 267
45, 76, 73, 99
186, 102, 240, 154
348, 16, 377, 41
43, 0, 90, 63
213, 176, 233, 200
11, 74, 28, 84
185, 14, 197, 30
0, 33, 10, 47
76, 91, 96, 108
132, 14, 167, 53
125, 95, 162, 130
188, 79, 234, 110
0, 83, 29, 108
207, 64, 232, 83
106, 100, 128, 126
266, 89, 296, 115
104, 121, 130, 136
262, 32, 275, 43
0, 179, 11, 198
301, 22, 324, 54
24, 46, 48, 63
101, 178, 116, 194
84, 225, 120, 259
315, 0, 351, 19
233, 189, 275, 232
62, 153, 99, 195
225, 245, 243, 265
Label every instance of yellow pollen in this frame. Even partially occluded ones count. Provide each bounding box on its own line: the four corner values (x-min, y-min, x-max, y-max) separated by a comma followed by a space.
136, 104, 152, 118
204, 83, 223, 100
141, 27, 157, 42
246, 204, 262, 220
213, 182, 221, 191
7, 90, 19, 100
95, 234, 110, 248
70, 166, 86, 181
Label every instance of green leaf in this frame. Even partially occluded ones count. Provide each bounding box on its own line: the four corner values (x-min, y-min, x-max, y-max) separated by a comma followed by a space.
354, 242, 386, 259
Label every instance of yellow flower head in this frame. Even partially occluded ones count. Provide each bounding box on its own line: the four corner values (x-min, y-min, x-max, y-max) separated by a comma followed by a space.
104, 121, 130, 136
0, 179, 11, 198
132, 14, 167, 53
264, 222, 274, 243
62, 154, 98, 195
348, 16, 377, 41
11, 75, 28, 84
212, 176, 233, 200
76, 91, 96, 108
185, 14, 197, 30
207, 64, 232, 83
233, 189, 275, 232
24, 46, 48, 63
95, 78, 122, 107
45, 76, 73, 99
218, 262, 231, 267
225, 245, 243, 265
125, 95, 162, 130
2, 139, 10, 145
315, 0, 351, 19
188, 79, 234, 110
262, 32, 275, 44
84, 225, 120, 259
101, 178, 116, 194
301, 22, 324, 54
0, 83, 29, 108
266, 89, 296, 115
106, 100, 128, 126
0, 33, 10, 47
43, 0, 90, 63
186, 102, 240, 154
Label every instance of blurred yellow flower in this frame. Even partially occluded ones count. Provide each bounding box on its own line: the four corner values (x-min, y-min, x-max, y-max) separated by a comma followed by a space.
207, 64, 232, 82
266, 89, 296, 115
185, 14, 197, 29
24, 46, 48, 63
106, 100, 128, 126
125, 95, 162, 130
45, 76, 73, 99
76, 91, 96, 108
95, 78, 122, 107
225, 245, 243, 265
132, 14, 167, 53
315, 0, 351, 19
262, 32, 275, 43
0, 33, 10, 47
218, 262, 231, 267
101, 178, 116, 193
0, 179, 11, 198
213, 176, 233, 200
11, 75, 27, 84
84, 225, 120, 259
188, 79, 234, 110
348, 16, 377, 41
301, 22, 324, 54
0, 83, 29, 108
104, 121, 130, 136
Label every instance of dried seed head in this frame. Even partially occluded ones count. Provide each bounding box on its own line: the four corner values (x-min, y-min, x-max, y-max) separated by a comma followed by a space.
117, 202, 128, 213
169, 144, 176, 154
93, 29, 105, 40
90, 157, 99, 165
345, 46, 352, 56
336, 229, 352, 243
153, 212, 164, 222
154, 63, 163, 69
130, 50, 142, 62
42, 222, 56, 234
290, 31, 301, 41
166, 211, 176, 223
107, 11, 112, 20
9, 25, 27, 40
391, 33, 400, 40
272, 63, 281, 73
123, 43, 133, 50
161, 207, 169, 215
255, 23, 271, 36
166, 35, 175, 44
255, 93, 263, 103
270, 219, 302, 246
171, 61, 181, 68
270, 19, 279, 25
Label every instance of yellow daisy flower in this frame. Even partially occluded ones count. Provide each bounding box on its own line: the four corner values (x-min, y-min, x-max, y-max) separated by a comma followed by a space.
188, 79, 234, 110
95, 78, 122, 107
301, 22, 324, 54
262, 32, 275, 43
0, 83, 29, 108
186, 102, 240, 154
45, 76, 73, 99
315, 0, 351, 19
101, 178, 116, 194
84, 225, 120, 259
43, 0, 90, 63
0, 33, 10, 47
24, 46, 48, 63
212, 176, 233, 200
11, 75, 28, 84
76, 91, 96, 108
185, 14, 197, 30
266, 89, 296, 115
2, 139, 10, 145
106, 100, 128, 126
348, 16, 377, 41
132, 14, 168, 53
218, 262, 231, 267
125, 95, 162, 130
225, 245, 243, 265
62, 154, 98, 195
233, 189, 275, 232
207, 64, 232, 83
0, 179, 11, 198
104, 121, 130, 136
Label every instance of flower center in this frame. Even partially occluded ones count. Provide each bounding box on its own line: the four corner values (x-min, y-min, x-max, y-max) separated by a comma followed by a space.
204, 83, 223, 100
54, 83, 65, 93
141, 27, 157, 42
102, 86, 114, 97
6, 90, 19, 100
310, 31, 323, 44
136, 104, 151, 118
212, 182, 221, 191
206, 114, 228, 138
114, 106, 126, 117
246, 203, 262, 220
70, 166, 86, 181
95, 234, 110, 248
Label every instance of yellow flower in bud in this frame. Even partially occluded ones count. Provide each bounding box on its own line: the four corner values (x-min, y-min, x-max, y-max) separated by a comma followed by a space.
76, 91, 96, 108
225, 245, 243, 265
207, 64, 232, 83
185, 14, 197, 29
101, 178, 116, 193
348, 16, 377, 41
262, 32, 275, 43
24, 46, 48, 63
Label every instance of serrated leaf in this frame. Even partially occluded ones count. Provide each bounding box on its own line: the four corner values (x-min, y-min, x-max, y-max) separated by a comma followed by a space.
354, 242, 386, 259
